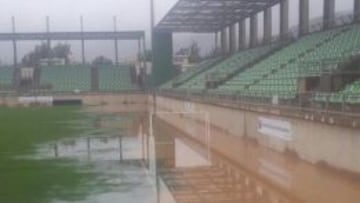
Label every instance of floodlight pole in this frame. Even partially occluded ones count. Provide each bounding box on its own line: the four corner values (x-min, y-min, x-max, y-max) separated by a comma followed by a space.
150, 0, 155, 30
114, 16, 119, 66
12, 16, 18, 68
80, 16, 86, 65
150, 0, 155, 90
46, 16, 51, 66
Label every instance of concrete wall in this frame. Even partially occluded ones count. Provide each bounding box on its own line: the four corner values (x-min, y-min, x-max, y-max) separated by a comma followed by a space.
0, 93, 148, 113
153, 96, 360, 174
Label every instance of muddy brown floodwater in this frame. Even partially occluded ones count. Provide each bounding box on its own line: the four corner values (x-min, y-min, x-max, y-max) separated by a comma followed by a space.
6, 105, 360, 203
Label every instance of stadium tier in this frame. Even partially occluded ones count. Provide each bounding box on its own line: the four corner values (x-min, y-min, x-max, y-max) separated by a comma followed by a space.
40, 65, 137, 92
40, 66, 91, 92
315, 79, 360, 104
160, 24, 360, 102
216, 27, 350, 99
161, 57, 224, 89
177, 43, 282, 90
98, 66, 137, 91
0, 68, 14, 89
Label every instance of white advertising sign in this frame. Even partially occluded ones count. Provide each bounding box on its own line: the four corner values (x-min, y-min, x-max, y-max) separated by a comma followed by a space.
184, 101, 195, 113
18, 96, 53, 104
257, 117, 293, 141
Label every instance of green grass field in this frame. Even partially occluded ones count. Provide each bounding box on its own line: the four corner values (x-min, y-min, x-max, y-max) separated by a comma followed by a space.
0, 107, 114, 203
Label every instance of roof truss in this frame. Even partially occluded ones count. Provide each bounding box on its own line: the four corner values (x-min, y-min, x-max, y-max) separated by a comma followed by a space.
156, 0, 280, 33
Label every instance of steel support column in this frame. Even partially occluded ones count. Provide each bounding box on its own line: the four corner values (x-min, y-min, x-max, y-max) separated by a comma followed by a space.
11, 17, 17, 68
142, 36, 147, 73
80, 16, 86, 65
215, 32, 219, 51
355, 0, 360, 22
299, 0, 310, 35
280, 0, 289, 39
221, 28, 228, 55
114, 16, 119, 66
250, 14, 258, 48
138, 39, 142, 66
324, 0, 336, 29
238, 20, 246, 50
229, 24, 236, 54
264, 7, 272, 43
46, 16, 51, 66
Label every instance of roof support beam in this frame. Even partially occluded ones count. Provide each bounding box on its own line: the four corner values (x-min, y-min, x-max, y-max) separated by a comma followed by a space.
238, 19, 247, 50
156, 0, 281, 33
355, 0, 360, 22
299, 0, 310, 35
280, 0, 289, 39
229, 24, 236, 54
324, 0, 336, 29
264, 7, 272, 43
250, 14, 258, 48
221, 28, 228, 55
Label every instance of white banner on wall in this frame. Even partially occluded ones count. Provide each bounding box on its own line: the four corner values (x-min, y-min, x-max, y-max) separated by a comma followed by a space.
18, 96, 53, 105
184, 101, 195, 113
257, 117, 293, 141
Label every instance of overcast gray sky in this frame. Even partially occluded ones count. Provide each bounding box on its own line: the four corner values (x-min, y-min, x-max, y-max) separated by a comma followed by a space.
0, 0, 356, 65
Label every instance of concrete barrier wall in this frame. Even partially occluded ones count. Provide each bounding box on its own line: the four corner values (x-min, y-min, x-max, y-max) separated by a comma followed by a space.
0, 94, 148, 112
154, 96, 360, 174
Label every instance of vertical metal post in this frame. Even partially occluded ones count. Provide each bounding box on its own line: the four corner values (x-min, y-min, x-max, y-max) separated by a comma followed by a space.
119, 136, 123, 161
229, 24, 236, 54
150, 0, 155, 89
138, 39, 141, 62
299, 0, 310, 35
12, 17, 17, 68
221, 28, 227, 55
238, 20, 246, 50
280, 0, 289, 39
214, 32, 218, 52
46, 16, 51, 65
355, 0, 360, 22
80, 16, 86, 65
250, 14, 258, 47
264, 7, 272, 43
150, 0, 155, 30
87, 137, 91, 160
114, 16, 119, 66
142, 36, 147, 74
323, 0, 336, 29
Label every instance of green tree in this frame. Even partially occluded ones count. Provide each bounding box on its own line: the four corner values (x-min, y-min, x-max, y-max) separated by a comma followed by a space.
21, 43, 72, 66
138, 50, 152, 62
53, 43, 72, 64
188, 41, 201, 63
92, 56, 113, 66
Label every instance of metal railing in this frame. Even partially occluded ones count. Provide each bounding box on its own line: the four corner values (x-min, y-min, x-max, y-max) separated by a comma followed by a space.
157, 89, 360, 118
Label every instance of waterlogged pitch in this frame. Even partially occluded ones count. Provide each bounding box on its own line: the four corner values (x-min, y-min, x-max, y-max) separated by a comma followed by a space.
0, 107, 151, 203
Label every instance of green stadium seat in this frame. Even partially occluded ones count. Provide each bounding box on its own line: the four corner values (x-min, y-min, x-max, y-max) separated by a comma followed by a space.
40, 65, 91, 92
98, 66, 137, 91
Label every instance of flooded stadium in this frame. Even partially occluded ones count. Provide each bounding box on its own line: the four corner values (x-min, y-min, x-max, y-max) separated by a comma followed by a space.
1, 0, 360, 202
0, 103, 359, 203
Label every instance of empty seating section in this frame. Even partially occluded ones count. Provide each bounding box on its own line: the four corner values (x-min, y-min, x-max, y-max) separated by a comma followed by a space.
161, 58, 222, 89
315, 80, 360, 104
218, 26, 357, 99
298, 25, 360, 74
98, 66, 136, 91
179, 43, 279, 90
0, 68, 14, 88
167, 57, 222, 87
41, 66, 91, 92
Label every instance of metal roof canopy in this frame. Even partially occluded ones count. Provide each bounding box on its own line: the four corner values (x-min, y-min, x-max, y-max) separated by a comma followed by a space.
0, 31, 145, 41
156, 0, 281, 33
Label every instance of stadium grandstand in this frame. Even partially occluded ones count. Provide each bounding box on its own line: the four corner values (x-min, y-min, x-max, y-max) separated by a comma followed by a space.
2, 1, 360, 202
155, 0, 360, 113
0, 25, 145, 94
